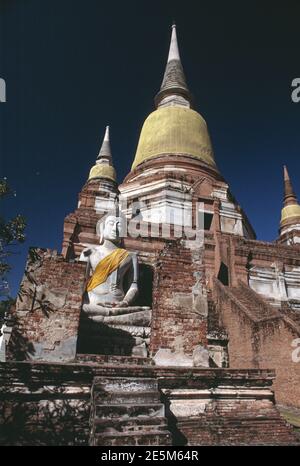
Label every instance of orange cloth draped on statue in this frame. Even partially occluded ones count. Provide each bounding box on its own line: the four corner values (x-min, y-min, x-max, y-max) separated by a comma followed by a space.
86, 248, 129, 292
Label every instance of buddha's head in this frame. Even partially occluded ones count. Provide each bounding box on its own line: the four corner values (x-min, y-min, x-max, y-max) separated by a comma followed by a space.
96, 213, 126, 245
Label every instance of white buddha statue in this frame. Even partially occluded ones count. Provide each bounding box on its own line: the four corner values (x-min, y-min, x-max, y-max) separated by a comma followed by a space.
80, 213, 139, 313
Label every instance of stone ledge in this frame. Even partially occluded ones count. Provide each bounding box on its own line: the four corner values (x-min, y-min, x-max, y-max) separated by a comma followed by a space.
0, 360, 276, 383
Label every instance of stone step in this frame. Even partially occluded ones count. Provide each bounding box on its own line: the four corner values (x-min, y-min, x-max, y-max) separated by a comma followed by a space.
94, 416, 168, 434
89, 375, 172, 447
93, 376, 158, 393
95, 403, 165, 419
76, 354, 153, 366
93, 430, 172, 446
230, 287, 278, 320
94, 389, 161, 404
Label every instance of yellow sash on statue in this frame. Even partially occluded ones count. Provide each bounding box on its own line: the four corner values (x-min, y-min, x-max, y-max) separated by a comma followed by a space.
86, 248, 129, 292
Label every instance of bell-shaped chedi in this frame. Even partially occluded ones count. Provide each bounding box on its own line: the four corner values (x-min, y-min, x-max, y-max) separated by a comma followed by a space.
130, 24, 216, 172
121, 24, 254, 242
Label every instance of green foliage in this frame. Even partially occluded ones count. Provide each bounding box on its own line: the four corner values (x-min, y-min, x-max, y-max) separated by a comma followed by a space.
0, 297, 15, 320
0, 214, 26, 245
0, 179, 26, 296
0, 179, 11, 197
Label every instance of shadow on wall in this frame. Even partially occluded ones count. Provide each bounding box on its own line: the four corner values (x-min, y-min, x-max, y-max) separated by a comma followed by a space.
6, 315, 35, 361
0, 398, 90, 445
122, 262, 154, 307
0, 363, 91, 445
76, 317, 137, 356
161, 393, 188, 446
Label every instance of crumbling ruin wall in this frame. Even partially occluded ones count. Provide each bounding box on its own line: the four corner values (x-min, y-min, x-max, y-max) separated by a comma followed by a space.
7, 248, 86, 362
150, 239, 208, 365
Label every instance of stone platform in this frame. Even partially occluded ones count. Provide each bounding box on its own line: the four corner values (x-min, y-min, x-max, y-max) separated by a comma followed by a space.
0, 360, 298, 445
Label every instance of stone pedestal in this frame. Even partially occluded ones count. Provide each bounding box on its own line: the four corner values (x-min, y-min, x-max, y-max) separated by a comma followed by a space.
77, 306, 152, 357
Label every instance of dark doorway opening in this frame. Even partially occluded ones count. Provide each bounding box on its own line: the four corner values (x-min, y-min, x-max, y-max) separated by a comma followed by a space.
137, 264, 153, 307
218, 262, 229, 286
197, 211, 213, 231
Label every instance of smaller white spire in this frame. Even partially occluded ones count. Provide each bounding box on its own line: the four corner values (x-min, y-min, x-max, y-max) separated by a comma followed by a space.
167, 23, 181, 63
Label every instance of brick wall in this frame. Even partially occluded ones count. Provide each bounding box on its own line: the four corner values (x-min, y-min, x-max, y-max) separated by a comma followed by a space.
150, 240, 208, 356
7, 248, 86, 362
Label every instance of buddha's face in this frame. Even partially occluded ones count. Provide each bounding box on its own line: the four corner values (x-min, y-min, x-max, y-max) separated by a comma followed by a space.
102, 215, 122, 243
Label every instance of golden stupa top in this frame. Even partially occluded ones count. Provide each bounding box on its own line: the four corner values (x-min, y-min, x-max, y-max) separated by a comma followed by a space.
281, 204, 300, 223
131, 25, 216, 170
132, 106, 215, 170
89, 163, 116, 182
88, 126, 117, 182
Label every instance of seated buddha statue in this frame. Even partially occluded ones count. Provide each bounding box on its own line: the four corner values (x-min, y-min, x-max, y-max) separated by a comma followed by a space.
79, 213, 139, 316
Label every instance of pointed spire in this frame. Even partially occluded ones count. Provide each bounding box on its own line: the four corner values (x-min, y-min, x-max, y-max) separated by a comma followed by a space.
283, 165, 298, 206
88, 126, 116, 182
167, 23, 181, 62
97, 125, 112, 163
155, 24, 191, 108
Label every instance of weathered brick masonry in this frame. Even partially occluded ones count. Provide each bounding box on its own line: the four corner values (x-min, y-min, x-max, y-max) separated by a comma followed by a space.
151, 240, 207, 355
0, 361, 298, 446
7, 248, 86, 362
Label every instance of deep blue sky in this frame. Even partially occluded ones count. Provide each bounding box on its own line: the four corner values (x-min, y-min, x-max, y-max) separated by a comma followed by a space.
0, 0, 300, 297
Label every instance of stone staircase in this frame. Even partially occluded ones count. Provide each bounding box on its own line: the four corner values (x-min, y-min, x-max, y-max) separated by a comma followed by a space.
228, 281, 300, 333
89, 377, 172, 446
229, 282, 281, 322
